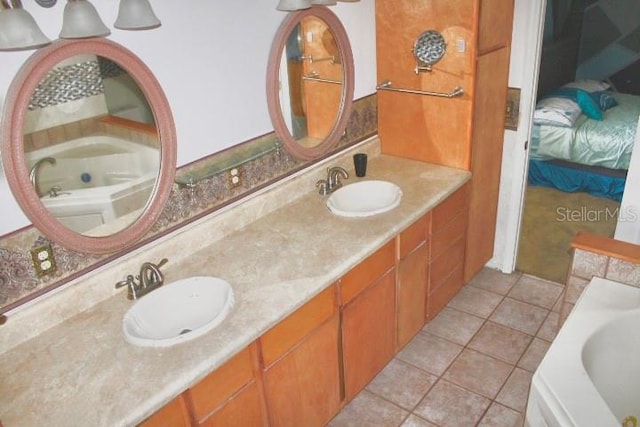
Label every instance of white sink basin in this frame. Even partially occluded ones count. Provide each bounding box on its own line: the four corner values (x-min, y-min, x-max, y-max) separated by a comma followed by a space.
326, 180, 402, 217
122, 276, 234, 348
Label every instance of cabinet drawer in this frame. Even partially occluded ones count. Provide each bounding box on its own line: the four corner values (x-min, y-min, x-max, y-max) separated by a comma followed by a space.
398, 213, 430, 259
432, 184, 468, 231
341, 240, 395, 305
140, 395, 191, 427
431, 211, 466, 260
199, 382, 265, 427
260, 285, 336, 367
188, 346, 255, 422
430, 237, 466, 290
428, 266, 464, 320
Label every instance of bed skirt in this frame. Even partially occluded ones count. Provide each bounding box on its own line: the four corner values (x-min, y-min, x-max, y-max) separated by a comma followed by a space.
528, 158, 626, 202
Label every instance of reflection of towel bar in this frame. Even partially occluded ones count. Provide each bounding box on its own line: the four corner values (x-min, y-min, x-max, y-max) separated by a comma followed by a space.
302, 72, 342, 85
376, 80, 464, 98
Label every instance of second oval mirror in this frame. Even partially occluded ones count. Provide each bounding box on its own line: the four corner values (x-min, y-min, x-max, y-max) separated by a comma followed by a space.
267, 6, 354, 160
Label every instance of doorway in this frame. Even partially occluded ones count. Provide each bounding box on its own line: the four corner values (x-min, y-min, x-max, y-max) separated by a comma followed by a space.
491, 0, 640, 282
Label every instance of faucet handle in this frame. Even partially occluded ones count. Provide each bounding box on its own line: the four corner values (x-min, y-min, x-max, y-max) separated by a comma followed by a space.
115, 275, 138, 300
316, 179, 329, 195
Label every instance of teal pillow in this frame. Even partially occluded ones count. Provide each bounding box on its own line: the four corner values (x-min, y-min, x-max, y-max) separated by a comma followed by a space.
576, 90, 603, 120
591, 91, 618, 111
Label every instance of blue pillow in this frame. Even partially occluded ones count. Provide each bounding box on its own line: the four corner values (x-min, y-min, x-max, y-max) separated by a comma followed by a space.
576, 90, 602, 120
590, 91, 618, 111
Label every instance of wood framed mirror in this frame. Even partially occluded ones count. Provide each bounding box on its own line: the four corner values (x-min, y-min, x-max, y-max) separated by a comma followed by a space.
1, 38, 176, 254
266, 6, 355, 160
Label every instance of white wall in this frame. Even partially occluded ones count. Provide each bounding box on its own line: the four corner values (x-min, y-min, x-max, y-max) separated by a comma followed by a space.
0, 0, 377, 236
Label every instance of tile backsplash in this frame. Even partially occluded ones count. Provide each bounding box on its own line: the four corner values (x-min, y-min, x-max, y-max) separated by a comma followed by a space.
0, 94, 377, 313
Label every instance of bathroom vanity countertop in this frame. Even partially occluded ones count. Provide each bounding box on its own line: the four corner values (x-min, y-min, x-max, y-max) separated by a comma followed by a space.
0, 154, 470, 427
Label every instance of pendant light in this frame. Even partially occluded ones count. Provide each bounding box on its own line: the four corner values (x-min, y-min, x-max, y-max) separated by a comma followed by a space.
59, 0, 110, 39
114, 0, 160, 30
0, 0, 51, 51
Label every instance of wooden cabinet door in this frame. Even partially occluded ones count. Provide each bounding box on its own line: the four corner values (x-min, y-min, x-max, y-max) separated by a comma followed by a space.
199, 382, 264, 427
342, 271, 396, 401
187, 345, 266, 427
262, 315, 341, 427
139, 395, 191, 427
397, 243, 429, 348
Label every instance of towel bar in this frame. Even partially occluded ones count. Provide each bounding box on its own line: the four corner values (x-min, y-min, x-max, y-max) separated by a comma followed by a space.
376, 80, 464, 98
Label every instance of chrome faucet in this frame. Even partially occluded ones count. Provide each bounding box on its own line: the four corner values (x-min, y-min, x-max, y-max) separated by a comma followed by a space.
29, 157, 56, 197
316, 166, 349, 195
115, 258, 169, 300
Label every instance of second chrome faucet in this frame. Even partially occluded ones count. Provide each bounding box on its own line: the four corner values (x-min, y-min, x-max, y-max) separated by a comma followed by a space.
316, 166, 349, 195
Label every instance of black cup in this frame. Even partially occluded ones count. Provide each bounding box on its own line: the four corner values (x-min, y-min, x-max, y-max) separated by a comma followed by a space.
353, 153, 367, 177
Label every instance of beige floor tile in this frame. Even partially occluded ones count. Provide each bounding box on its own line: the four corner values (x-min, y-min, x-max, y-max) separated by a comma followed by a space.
414, 380, 491, 427
518, 337, 550, 372
537, 311, 560, 342
442, 349, 514, 399
508, 275, 564, 309
468, 267, 521, 295
478, 402, 524, 427
397, 332, 463, 376
495, 367, 533, 413
366, 358, 437, 410
467, 321, 532, 364
422, 307, 485, 346
328, 390, 408, 427
447, 285, 503, 318
400, 414, 438, 427
490, 298, 549, 335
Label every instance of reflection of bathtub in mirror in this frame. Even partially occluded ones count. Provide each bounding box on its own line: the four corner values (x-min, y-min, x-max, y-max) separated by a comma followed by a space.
25, 136, 159, 236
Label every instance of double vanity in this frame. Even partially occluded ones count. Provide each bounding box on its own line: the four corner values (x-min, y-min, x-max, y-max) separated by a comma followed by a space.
0, 146, 470, 426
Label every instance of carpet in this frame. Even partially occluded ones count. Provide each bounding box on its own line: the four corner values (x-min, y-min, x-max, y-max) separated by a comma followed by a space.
516, 186, 620, 284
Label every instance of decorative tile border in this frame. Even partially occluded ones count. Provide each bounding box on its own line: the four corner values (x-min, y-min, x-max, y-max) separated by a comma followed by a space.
0, 94, 377, 312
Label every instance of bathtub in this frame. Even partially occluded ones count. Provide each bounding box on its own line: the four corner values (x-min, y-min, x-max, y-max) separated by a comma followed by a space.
526, 277, 640, 427
25, 136, 159, 234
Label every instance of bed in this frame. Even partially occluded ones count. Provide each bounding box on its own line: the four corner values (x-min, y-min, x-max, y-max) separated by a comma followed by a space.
528, 79, 640, 202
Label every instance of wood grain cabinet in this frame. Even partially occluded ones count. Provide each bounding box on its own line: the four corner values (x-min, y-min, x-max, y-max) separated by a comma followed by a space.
259, 286, 341, 427
186, 345, 266, 427
376, 0, 515, 283
428, 184, 469, 320
140, 191, 471, 425
396, 214, 430, 349
140, 394, 191, 427
340, 241, 396, 401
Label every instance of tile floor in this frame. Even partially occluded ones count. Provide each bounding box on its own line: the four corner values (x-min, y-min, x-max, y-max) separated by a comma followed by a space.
328, 268, 564, 427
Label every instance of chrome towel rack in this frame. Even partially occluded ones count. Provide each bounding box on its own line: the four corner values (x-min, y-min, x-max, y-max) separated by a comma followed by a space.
376, 80, 464, 98
302, 71, 342, 85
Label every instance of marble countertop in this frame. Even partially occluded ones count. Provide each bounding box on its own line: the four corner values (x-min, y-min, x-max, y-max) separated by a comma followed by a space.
0, 154, 470, 427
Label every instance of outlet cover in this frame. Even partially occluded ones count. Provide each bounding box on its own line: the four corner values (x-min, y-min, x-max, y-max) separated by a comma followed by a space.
30, 243, 57, 277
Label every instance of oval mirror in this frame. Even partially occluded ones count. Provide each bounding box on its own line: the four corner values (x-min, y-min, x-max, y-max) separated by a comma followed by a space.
266, 6, 354, 160
1, 39, 176, 254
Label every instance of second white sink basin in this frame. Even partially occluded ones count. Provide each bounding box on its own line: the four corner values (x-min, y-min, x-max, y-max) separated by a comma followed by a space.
122, 276, 234, 348
326, 180, 402, 217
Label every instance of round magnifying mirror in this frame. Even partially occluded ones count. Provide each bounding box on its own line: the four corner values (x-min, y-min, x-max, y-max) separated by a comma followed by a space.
1, 39, 176, 254
413, 30, 446, 69
267, 6, 354, 160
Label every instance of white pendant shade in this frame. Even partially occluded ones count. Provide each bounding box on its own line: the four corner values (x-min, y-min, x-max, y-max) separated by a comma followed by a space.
311, 0, 338, 4
59, 0, 111, 39
277, 0, 312, 11
114, 0, 161, 31
0, 4, 50, 50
